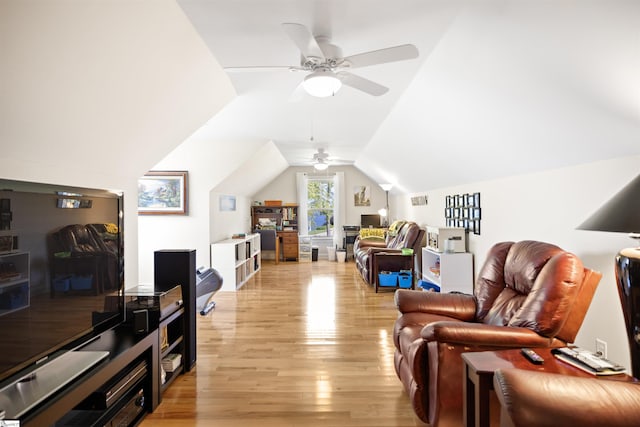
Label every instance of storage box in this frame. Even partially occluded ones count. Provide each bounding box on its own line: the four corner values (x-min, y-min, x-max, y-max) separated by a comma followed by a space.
264, 200, 282, 206
418, 279, 441, 292
53, 276, 71, 292
398, 270, 412, 288
426, 226, 466, 253
378, 271, 398, 287
70, 275, 93, 290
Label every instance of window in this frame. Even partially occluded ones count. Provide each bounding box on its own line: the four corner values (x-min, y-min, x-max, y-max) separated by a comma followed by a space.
307, 178, 334, 236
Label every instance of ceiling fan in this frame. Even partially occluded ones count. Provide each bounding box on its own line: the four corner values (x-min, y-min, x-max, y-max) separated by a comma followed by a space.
311, 148, 352, 170
224, 23, 419, 97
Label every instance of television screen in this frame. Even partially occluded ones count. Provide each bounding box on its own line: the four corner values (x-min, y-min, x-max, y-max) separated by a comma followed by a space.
0, 179, 124, 385
361, 214, 381, 228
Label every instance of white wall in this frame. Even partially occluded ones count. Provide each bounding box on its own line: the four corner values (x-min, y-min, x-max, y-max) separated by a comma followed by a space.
1, 0, 234, 288
138, 137, 264, 284
252, 165, 391, 227
396, 155, 640, 370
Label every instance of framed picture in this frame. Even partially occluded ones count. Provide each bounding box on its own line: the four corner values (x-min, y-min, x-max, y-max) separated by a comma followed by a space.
354, 185, 371, 206
446, 195, 453, 207
138, 171, 188, 215
219, 195, 236, 212
474, 192, 481, 206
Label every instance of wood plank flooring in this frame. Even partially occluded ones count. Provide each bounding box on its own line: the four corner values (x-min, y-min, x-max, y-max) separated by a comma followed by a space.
141, 260, 427, 427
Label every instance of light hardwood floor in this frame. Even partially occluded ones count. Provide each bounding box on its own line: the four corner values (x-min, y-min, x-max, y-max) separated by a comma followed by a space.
141, 259, 427, 426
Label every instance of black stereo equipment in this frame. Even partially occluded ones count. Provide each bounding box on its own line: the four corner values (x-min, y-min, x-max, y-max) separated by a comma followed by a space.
79, 359, 147, 410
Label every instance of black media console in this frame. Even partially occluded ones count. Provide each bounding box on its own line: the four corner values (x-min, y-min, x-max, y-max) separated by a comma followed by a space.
13, 324, 159, 427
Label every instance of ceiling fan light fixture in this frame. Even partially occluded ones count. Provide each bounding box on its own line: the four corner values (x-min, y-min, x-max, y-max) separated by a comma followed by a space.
303, 69, 342, 97
313, 159, 329, 171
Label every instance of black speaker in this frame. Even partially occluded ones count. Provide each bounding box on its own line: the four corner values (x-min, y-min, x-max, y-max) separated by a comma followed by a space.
154, 249, 196, 372
132, 309, 148, 335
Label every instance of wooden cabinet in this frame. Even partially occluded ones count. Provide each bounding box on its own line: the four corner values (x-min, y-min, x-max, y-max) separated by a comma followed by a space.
421, 247, 474, 294
210, 233, 261, 291
278, 231, 299, 261
0, 251, 29, 316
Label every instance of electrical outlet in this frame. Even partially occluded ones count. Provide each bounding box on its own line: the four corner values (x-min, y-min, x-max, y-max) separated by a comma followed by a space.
596, 338, 608, 359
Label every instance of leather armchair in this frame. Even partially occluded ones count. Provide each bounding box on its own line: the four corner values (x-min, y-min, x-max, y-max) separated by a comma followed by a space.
494, 368, 640, 427
50, 224, 119, 294
353, 221, 425, 286
393, 240, 602, 426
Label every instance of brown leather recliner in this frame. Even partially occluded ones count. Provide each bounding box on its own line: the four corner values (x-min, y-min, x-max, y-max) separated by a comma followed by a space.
393, 240, 602, 426
353, 221, 425, 286
494, 368, 640, 427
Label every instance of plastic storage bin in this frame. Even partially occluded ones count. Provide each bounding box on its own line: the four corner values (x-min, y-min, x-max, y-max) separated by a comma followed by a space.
70, 275, 93, 290
398, 270, 412, 288
418, 279, 441, 292
378, 271, 398, 287
53, 276, 71, 292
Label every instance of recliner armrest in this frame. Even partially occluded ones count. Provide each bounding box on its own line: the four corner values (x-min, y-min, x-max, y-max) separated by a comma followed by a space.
395, 289, 477, 321
421, 322, 555, 347
494, 368, 640, 427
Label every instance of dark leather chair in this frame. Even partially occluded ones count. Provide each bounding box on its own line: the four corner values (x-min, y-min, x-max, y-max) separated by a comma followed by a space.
257, 229, 280, 264
353, 221, 425, 286
50, 224, 117, 294
494, 368, 640, 427
393, 240, 602, 426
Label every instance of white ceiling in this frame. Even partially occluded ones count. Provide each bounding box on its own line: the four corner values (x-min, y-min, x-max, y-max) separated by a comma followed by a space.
178, 0, 640, 193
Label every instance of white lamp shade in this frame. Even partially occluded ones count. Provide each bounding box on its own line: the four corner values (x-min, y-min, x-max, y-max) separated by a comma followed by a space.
380, 183, 393, 191
303, 70, 342, 98
313, 160, 329, 171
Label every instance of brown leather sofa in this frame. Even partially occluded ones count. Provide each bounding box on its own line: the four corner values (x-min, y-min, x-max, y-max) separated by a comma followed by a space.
393, 240, 602, 426
494, 368, 640, 427
353, 221, 425, 286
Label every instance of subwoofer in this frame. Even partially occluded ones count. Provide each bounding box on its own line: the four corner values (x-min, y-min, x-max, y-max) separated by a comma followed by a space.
154, 249, 196, 371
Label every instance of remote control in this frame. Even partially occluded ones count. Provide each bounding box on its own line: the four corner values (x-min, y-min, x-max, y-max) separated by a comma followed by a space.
521, 348, 544, 364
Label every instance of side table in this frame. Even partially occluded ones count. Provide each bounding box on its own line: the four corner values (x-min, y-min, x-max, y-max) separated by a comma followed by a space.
461, 348, 637, 427
372, 252, 414, 293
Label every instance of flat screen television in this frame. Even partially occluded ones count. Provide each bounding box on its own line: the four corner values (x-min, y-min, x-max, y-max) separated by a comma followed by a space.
361, 214, 381, 228
0, 179, 125, 386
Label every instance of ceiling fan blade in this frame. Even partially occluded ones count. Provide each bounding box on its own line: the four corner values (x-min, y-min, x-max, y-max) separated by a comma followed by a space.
337, 72, 388, 96
224, 65, 305, 72
281, 23, 326, 61
342, 44, 419, 69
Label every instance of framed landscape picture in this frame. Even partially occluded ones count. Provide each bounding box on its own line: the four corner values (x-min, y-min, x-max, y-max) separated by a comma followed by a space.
138, 171, 188, 215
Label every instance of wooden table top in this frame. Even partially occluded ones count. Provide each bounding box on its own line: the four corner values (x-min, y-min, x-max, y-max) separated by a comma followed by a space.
462, 348, 637, 382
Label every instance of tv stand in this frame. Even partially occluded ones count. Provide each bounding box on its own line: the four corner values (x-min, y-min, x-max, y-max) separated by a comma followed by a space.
0, 350, 109, 419
11, 324, 160, 427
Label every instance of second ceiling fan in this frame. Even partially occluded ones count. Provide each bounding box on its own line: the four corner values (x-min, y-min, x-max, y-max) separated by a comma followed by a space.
225, 23, 419, 97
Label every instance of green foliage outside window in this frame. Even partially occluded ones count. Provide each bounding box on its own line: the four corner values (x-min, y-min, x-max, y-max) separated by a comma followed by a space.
307, 179, 334, 236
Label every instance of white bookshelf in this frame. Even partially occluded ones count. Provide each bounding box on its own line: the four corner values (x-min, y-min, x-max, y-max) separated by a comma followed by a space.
210, 234, 260, 291
421, 247, 473, 294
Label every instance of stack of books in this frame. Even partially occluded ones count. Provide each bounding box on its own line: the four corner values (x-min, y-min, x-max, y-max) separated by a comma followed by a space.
161, 353, 182, 373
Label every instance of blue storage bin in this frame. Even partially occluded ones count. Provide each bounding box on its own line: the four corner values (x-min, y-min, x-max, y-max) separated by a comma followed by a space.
398, 271, 412, 288
418, 279, 441, 292
71, 275, 93, 290
53, 276, 71, 292
378, 271, 398, 287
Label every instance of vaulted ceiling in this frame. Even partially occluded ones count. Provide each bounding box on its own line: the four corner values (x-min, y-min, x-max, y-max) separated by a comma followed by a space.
179, 0, 640, 193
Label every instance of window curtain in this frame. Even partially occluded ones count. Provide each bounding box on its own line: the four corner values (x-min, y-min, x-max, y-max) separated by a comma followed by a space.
332, 171, 345, 250
296, 172, 309, 235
